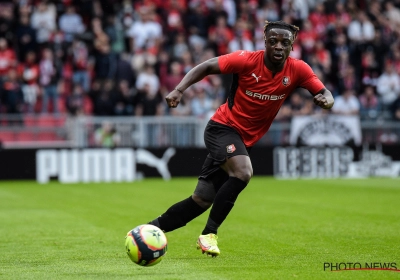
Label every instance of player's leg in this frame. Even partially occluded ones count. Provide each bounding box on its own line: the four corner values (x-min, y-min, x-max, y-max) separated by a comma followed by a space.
196, 156, 252, 257
196, 121, 252, 256
148, 160, 229, 233
148, 194, 207, 233
201, 154, 252, 236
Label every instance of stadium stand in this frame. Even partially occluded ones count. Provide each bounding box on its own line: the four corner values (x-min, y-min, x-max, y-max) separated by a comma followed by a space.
0, 0, 399, 147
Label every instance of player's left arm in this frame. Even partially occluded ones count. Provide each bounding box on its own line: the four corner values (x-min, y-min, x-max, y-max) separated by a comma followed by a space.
297, 61, 334, 110
313, 88, 334, 110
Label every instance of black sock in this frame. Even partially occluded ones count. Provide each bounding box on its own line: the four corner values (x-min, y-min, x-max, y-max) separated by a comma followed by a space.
149, 196, 207, 233
202, 177, 247, 235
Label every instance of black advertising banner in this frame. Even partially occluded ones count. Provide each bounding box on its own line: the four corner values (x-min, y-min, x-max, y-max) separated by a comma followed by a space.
0, 145, 399, 182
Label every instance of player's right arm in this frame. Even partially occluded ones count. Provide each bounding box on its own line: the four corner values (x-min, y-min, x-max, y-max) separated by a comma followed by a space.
165, 57, 221, 108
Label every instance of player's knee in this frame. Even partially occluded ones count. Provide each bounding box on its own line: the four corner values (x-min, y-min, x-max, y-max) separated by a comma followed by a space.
193, 179, 216, 209
192, 193, 213, 209
231, 164, 253, 183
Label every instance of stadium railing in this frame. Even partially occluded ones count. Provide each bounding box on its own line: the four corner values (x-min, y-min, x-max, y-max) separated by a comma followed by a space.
0, 114, 399, 148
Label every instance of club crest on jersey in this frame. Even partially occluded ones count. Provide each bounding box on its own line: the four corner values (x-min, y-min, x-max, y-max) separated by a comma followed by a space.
226, 144, 236, 153
282, 76, 291, 86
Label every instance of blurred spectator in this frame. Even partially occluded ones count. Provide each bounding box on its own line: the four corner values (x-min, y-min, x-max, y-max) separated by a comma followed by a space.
288, 91, 314, 116
170, 96, 191, 117
348, 11, 375, 81
308, 2, 329, 38
228, 27, 254, 53
91, 17, 110, 52
338, 65, 358, 94
161, 61, 184, 97
236, 0, 257, 30
115, 52, 135, 86
88, 79, 101, 106
348, 11, 375, 45
331, 33, 349, 67
136, 82, 163, 116
281, 0, 309, 27
72, 40, 91, 92
384, 1, 400, 30
314, 40, 331, 76
18, 51, 40, 113
361, 50, 380, 88
114, 79, 136, 116
104, 14, 125, 55
186, 2, 209, 39
359, 85, 381, 120
332, 89, 360, 115
127, 6, 162, 70
376, 63, 400, 109
162, 0, 185, 46
94, 43, 117, 81
206, 0, 229, 28
333, 2, 351, 27
0, 38, 17, 79
289, 40, 302, 60
40, 48, 59, 114
66, 83, 85, 115
58, 6, 85, 42
222, 0, 237, 27
370, 30, 389, 72
0, 3, 14, 40
136, 64, 160, 98
118, 0, 135, 47
297, 20, 318, 61
391, 48, 400, 76
191, 83, 214, 118
15, 15, 37, 62
136, 82, 164, 146
94, 121, 121, 148
171, 33, 189, 60
256, 0, 279, 23
207, 15, 233, 56
94, 79, 115, 116
345, 0, 360, 17
181, 51, 195, 74
1, 69, 24, 114
30, 1, 56, 47
391, 96, 400, 120
208, 75, 226, 110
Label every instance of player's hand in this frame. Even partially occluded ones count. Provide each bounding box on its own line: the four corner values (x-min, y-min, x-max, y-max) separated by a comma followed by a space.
313, 93, 334, 109
165, 89, 183, 108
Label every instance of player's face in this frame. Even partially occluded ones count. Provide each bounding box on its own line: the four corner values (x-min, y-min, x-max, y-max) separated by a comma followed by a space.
264, 29, 293, 65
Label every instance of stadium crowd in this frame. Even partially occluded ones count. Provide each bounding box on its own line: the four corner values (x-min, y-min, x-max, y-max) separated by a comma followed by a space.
0, 0, 400, 122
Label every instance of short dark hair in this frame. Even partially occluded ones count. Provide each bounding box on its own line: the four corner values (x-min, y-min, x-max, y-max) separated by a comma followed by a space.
263, 21, 300, 41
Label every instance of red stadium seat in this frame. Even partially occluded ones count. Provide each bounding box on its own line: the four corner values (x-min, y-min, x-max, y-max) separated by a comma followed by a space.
37, 115, 54, 127
38, 132, 59, 141
24, 115, 37, 126
15, 131, 36, 142
0, 131, 15, 142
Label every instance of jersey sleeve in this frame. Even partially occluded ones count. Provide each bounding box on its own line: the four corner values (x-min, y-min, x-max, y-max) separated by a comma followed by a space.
218, 50, 248, 74
297, 60, 325, 95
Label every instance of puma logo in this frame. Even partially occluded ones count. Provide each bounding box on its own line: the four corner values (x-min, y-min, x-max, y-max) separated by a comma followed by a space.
251, 73, 261, 83
239, 51, 245, 56
136, 148, 176, 180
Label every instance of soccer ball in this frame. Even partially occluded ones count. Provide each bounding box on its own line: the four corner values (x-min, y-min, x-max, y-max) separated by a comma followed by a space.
125, 224, 168, 266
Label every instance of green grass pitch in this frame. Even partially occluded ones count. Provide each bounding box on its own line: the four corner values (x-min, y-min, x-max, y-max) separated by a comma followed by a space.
0, 177, 399, 280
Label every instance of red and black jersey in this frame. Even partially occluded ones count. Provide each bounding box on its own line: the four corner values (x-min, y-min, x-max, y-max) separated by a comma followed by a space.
211, 50, 324, 147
